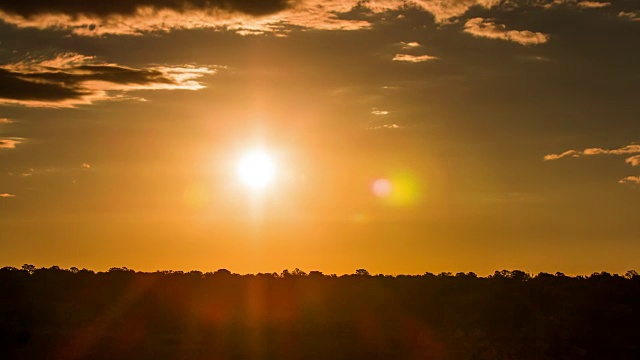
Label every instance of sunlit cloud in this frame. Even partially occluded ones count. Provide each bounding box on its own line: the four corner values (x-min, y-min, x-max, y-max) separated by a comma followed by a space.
543, 150, 580, 161
577, 1, 611, 8
0, 193, 16, 197
393, 54, 439, 62
399, 41, 421, 49
0, 0, 371, 35
367, 123, 404, 130
0, 118, 13, 124
582, 145, 640, 156
540, 0, 612, 9
618, 11, 640, 21
619, 176, 640, 185
368, 0, 502, 24
0, 0, 524, 36
0, 53, 216, 107
0, 0, 622, 36
625, 155, 640, 167
82, 163, 91, 169
546, 144, 640, 185
371, 109, 389, 115
0, 0, 292, 35
545, 144, 640, 161
0, 138, 22, 149
463, 18, 549, 45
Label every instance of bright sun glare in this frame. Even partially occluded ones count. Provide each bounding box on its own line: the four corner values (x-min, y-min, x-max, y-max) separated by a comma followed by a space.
236, 150, 276, 190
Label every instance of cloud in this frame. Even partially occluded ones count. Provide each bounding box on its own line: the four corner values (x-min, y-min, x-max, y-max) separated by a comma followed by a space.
0, 0, 294, 35
0, 138, 21, 149
0, 118, 13, 124
0, 193, 16, 197
0, 53, 215, 107
367, 123, 404, 130
625, 155, 640, 167
0, 0, 290, 18
0, 0, 512, 36
393, 54, 439, 62
583, 145, 640, 155
577, 1, 610, 8
540, 0, 612, 9
371, 109, 389, 115
369, 0, 502, 24
619, 176, 640, 185
546, 144, 640, 185
463, 18, 549, 45
543, 150, 580, 161
82, 163, 91, 169
618, 11, 640, 22
0, 0, 373, 35
399, 41, 421, 49
545, 144, 640, 161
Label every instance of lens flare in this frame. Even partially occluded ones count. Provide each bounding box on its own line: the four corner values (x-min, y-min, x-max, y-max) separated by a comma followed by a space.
371, 173, 421, 205
372, 178, 393, 198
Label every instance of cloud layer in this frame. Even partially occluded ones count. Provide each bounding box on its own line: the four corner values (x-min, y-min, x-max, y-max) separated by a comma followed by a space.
545, 144, 640, 186
0, 0, 607, 36
463, 18, 549, 45
545, 145, 640, 160
0, 53, 215, 107
393, 54, 439, 62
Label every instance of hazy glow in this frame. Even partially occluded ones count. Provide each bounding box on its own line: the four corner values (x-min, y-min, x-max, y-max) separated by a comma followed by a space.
372, 178, 393, 197
237, 150, 276, 190
372, 173, 421, 206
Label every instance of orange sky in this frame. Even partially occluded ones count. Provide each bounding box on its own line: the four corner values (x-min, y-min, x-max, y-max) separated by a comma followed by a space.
1, 0, 639, 275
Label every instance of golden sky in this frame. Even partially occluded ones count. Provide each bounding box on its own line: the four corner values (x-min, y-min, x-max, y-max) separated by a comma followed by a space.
1, 0, 639, 275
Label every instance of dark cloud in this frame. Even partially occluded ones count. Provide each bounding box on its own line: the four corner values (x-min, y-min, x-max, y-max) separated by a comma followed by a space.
0, 0, 635, 36
0, 53, 215, 107
0, 0, 291, 18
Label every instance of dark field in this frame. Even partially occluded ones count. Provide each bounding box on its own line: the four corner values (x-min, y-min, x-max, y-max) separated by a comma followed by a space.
1, 267, 639, 360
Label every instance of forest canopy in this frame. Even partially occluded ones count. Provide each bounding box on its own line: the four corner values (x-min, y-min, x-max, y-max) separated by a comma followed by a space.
1, 265, 639, 359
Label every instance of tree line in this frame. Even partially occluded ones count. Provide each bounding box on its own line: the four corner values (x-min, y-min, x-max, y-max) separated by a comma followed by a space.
1, 265, 639, 359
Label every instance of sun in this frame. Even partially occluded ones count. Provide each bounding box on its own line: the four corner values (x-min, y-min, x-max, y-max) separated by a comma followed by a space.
236, 150, 276, 190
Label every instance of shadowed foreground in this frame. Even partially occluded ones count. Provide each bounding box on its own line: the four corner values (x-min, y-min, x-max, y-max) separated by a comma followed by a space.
1, 266, 639, 360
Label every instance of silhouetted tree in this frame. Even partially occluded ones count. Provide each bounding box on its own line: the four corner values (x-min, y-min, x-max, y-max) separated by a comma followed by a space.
1, 266, 639, 360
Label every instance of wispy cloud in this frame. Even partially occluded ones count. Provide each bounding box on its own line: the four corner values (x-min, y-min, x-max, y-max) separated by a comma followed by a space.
399, 41, 421, 49
618, 11, 640, 21
82, 163, 91, 169
546, 144, 640, 186
463, 18, 549, 45
545, 144, 640, 160
625, 155, 640, 167
367, 123, 404, 130
0, 53, 215, 107
371, 109, 389, 115
543, 150, 580, 161
577, 1, 611, 9
619, 176, 640, 185
393, 54, 439, 63
0, 138, 22, 149
0, 193, 16, 198
0, 118, 13, 124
